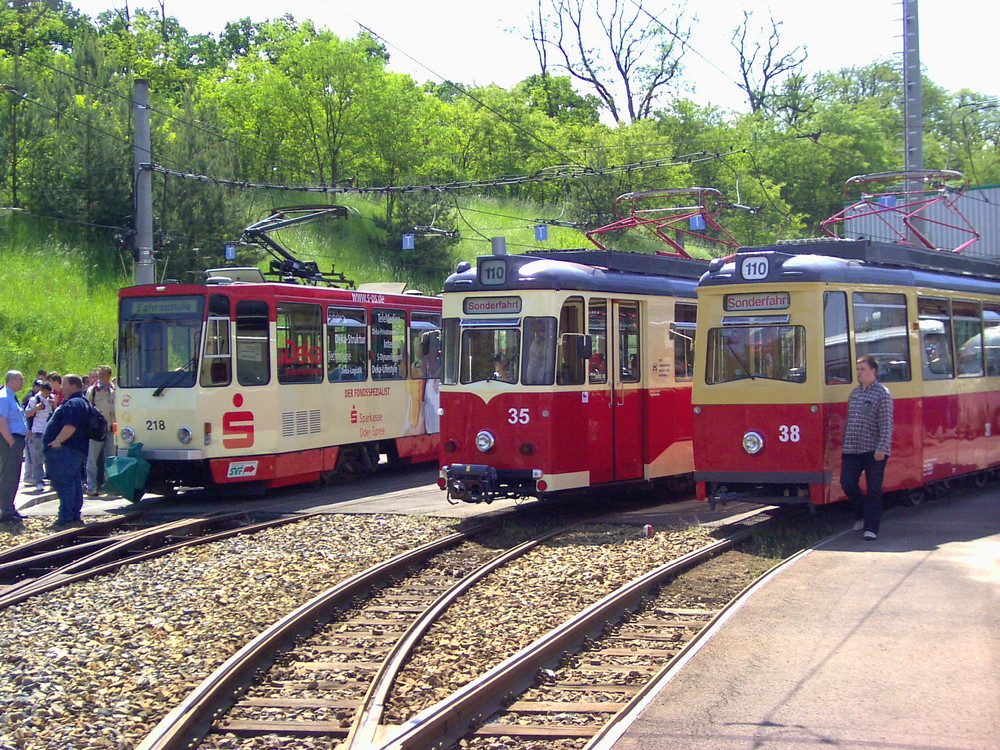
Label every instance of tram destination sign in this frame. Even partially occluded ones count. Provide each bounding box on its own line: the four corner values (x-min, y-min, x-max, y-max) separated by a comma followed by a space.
463, 296, 522, 315
724, 291, 790, 312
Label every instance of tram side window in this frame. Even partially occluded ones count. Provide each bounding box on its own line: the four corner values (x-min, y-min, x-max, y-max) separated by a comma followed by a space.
277, 303, 323, 384
982, 304, 1000, 376
823, 291, 851, 384
235, 300, 270, 386
954, 300, 984, 377
200, 316, 232, 387
619, 303, 640, 383
372, 308, 406, 380
589, 299, 608, 384
410, 312, 442, 379
557, 296, 586, 386
327, 306, 367, 382
853, 292, 910, 382
442, 318, 461, 385
522, 317, 557, 385
672, 303, 696, 381
917, 297, 953, 380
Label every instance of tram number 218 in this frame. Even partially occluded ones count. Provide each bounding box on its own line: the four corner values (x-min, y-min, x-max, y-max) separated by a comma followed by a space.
778, 424, 800, 442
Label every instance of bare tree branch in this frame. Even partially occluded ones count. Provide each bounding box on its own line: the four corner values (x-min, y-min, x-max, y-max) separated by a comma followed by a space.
527, 0, 691, 123
731, 10, 807, 113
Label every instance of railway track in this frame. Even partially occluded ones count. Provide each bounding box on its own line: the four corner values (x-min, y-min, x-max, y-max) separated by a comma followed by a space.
382, 517, 767, 750
137, 508, 797, 750
0, 511, 312, 610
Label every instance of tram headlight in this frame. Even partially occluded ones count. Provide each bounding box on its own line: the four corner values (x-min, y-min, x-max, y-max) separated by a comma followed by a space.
120, 426, 136, 445
742, 431, 764, 455
177, 426, 193, 445
475, 430, 495, 453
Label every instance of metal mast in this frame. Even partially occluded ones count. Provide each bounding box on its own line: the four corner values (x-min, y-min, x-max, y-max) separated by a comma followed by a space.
133, 79, 155, 285
902, 0, 923, 173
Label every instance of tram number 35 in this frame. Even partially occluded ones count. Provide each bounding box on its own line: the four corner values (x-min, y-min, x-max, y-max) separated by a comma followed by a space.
508, 408, 530, 425
778, 424, 800, 442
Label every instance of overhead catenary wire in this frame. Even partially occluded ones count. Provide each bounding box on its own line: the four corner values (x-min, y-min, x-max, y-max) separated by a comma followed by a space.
144, 149, 748, 195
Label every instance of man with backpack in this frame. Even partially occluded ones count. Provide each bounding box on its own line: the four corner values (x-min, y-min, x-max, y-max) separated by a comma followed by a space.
43, 374, 91, 529
85, 365, 115, 497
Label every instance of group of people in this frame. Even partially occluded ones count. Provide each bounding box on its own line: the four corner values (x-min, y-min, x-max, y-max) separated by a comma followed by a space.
0, 366, 116, 529
3, 355, 895, 538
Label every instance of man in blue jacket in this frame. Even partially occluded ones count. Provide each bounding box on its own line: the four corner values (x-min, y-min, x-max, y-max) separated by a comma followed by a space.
43, 374, 90, 529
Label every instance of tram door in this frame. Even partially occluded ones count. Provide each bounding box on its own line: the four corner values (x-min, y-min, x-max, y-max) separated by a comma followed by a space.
612, 300, 644, 480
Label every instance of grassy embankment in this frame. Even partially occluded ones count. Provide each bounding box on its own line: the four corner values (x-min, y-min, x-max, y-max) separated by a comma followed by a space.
1, 193, 722, 384
0, 195, 596, 382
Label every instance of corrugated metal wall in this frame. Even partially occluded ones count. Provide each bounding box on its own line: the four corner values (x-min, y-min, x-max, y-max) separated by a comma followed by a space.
842, 184, 1000, 258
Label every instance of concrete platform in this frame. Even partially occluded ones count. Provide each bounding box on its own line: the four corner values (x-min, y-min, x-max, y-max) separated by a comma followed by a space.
601, 486, 1000, 750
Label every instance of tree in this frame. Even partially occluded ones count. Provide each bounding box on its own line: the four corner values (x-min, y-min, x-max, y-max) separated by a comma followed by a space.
514, 73, 601, 125
0, 0, 82, 206
527, 0, 691, 123
730, 10, 807, 114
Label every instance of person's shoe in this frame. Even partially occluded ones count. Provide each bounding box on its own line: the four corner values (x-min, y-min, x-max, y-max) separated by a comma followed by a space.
86, 490, 99, 497
853, 520, 864, 532
0, 515, 24, 525
863, 530, 877, 540
35, 482, 46, 492
50, 518, 83, 531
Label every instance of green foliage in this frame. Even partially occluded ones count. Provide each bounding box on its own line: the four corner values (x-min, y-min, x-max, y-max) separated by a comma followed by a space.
0, 0, 997, 294
0, 212, 120, 378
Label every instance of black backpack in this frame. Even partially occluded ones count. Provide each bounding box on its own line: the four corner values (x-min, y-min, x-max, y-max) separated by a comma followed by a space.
85, 402, 108, 442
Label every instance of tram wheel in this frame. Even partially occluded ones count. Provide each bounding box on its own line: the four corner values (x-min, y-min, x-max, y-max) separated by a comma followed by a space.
905, 487, 926, 506
972, 471, 989, 489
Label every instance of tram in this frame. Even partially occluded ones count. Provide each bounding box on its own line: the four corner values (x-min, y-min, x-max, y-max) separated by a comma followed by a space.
437, 245, 706, 503
692, 172, 1000, 507
109, 207, 441, 497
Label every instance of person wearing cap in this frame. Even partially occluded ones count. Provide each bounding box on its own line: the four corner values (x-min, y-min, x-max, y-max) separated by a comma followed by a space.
24, 382, 55, 491
0, 370, 28, 524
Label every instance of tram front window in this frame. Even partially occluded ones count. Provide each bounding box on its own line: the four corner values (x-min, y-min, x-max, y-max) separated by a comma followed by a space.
706, 325, 806, 384
118, 295, 205, 388
458, 327, 521, 384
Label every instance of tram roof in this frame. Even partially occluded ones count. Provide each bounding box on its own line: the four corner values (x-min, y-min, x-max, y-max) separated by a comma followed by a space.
702, 238, 1000, 296
444, 248, 705, 298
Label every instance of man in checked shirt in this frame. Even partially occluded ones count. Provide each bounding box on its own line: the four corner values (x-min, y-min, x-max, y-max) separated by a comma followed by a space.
841, 355, 894, 540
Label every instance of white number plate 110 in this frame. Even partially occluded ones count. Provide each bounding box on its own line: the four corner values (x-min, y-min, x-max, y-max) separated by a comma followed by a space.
740, 256, 770, 280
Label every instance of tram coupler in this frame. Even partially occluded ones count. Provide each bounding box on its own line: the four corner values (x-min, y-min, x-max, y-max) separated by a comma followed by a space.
709, 484, 738, 510
443, 463, 499, 504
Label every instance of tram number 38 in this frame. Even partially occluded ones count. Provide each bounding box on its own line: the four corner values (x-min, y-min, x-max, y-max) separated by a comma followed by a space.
778, 424, 800, 442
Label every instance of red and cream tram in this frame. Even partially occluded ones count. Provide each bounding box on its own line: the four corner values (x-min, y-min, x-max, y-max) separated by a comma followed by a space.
438, 247, 706, 503
112, 268, 441, 496
693, 238, 1000, 507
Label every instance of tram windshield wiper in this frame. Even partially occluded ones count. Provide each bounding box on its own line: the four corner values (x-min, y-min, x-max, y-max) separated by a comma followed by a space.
152, 354, 200, 397
726, 341, 756, 381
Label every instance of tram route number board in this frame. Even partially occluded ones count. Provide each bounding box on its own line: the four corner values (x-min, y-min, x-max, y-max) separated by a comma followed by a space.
740, 256, 769, 281
479, 258, 508, 286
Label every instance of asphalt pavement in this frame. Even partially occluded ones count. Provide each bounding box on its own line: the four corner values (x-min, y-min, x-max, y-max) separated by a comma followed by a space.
598, 485, 1000, 750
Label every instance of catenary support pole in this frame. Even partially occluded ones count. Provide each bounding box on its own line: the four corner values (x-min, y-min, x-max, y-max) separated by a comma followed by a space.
134, 78, 155, 285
